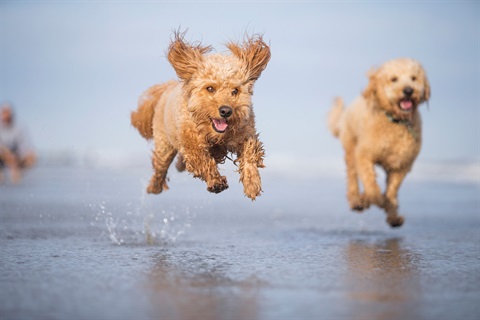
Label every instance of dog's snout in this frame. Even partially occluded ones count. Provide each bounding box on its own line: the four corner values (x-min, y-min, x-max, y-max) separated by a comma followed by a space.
219, 106, 233, 118
403, 86, 414, 97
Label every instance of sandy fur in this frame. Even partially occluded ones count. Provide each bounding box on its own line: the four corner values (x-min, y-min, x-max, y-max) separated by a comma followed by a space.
131, 31, 270, 200
328, 58, 430, 227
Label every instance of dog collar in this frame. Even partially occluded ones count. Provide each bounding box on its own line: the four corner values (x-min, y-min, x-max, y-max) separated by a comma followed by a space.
384, 111, 418, 141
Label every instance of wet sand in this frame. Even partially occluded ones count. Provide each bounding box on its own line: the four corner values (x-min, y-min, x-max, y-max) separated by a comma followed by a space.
1, 166, 479, 320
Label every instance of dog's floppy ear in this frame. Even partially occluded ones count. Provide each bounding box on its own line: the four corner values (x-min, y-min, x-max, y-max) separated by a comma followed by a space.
362, 67, 378, 100
422, 72, 431, 102
167, 30, 212, 82
227, 34, 271, 82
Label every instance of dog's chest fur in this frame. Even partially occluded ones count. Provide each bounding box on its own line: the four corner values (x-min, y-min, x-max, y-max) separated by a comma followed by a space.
366, 114, 421, 171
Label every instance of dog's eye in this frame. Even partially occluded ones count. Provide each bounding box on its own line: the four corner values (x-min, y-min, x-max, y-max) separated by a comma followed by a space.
231, 88, 239, 96
391, 76, 398, 82
206, 86, 215, 93
411, 76, 417, 81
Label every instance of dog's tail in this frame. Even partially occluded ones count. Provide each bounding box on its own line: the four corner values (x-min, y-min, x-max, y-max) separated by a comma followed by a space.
131, 83, 171, 140
328, 97, 344, 138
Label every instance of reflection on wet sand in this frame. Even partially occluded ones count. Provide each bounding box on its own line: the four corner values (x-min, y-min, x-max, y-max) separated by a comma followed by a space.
145, 252, 260, 320
345, 237, 422, 320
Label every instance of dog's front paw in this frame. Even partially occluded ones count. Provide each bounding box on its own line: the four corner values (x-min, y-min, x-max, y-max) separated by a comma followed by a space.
207, 176, 229, 194
244, 183, 262, 201
349, 194, 367, 211
387, 215, 405, 228
351, 203, 365, 212
242, 170, 262, 200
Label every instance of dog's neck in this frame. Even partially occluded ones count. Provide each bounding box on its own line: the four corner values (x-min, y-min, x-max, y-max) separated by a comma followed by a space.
384, 111, 419, 141
384, 111, 412, 126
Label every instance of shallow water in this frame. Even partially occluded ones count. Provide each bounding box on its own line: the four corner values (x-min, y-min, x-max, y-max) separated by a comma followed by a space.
1, 166, 479, 320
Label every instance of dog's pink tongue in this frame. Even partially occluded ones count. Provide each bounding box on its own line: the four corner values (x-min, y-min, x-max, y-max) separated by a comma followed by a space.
213, 118, 228, 131
400, 99, 413, 110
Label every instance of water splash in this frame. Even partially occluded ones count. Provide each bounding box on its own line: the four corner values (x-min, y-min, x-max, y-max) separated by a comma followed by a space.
105, 215, 122, 245
90, 180, 197, 245
93, 201, 125, 245
137, 179, 196, 245
142, 202, 195, 245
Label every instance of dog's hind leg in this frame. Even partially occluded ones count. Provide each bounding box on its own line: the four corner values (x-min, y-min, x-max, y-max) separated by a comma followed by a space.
147, 137, 177, 194
383, 170, 407, 227
342, 136, 365, 211
175, 153, 186, 172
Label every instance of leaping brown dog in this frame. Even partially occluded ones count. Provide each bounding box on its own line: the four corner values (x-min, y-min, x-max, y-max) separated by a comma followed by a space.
131, 31, 270, 200
328, 58, 430, 227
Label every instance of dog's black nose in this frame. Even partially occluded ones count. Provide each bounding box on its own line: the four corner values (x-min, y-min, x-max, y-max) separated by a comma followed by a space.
219, 106, 233, 118
403, 86, 414, 97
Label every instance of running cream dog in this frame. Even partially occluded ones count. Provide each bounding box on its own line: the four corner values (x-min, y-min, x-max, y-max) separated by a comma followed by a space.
328, 58, 430, 227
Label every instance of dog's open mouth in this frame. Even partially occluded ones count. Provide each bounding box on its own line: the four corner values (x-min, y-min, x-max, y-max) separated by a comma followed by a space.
399, 98, 414, 112
212, 118, 228, 133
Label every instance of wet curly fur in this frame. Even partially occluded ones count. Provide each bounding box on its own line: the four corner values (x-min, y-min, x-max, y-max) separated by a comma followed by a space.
131, 31, 270, 200
328, 58, 431, 227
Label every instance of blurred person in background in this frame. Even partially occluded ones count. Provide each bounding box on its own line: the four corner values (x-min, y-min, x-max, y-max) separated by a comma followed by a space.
0, 102, 36, 184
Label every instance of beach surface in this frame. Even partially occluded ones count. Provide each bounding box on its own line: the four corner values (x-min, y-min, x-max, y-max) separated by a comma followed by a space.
1, 165, 479, 320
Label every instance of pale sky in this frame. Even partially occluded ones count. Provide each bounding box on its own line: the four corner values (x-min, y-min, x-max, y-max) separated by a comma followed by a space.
1, 1, 478, 171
